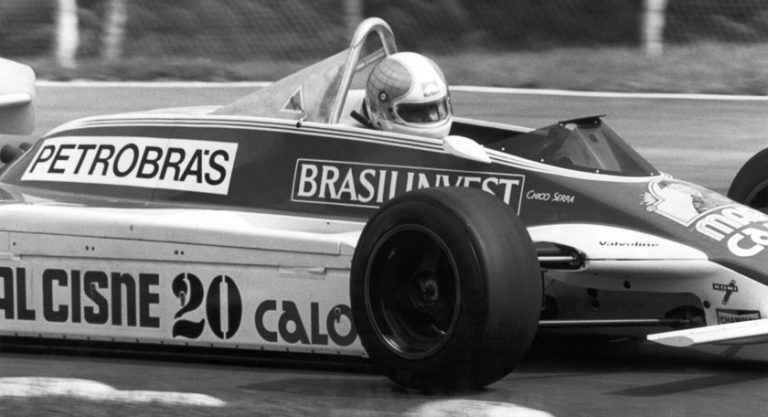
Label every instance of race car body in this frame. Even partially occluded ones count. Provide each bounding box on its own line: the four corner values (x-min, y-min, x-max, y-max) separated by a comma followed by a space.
2, 18, 768, 391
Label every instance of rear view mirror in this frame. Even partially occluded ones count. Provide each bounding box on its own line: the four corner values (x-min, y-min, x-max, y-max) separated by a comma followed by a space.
442, 135, 492, 164
0, 58, 35, 135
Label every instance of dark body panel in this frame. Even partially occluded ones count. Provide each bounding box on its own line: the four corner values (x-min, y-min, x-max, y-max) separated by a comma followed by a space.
2, 118, 646, 224
4, 117, 768, 286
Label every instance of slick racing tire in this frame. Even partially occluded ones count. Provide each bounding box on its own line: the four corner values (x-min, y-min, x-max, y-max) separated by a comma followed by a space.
350, 187, 541, 392
729, 147, 768, 212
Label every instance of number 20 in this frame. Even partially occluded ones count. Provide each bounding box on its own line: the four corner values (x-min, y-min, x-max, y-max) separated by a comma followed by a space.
172, 273, 242, 340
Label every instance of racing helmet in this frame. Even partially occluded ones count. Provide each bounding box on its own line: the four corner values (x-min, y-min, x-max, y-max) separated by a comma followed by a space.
364, 52, 452, 138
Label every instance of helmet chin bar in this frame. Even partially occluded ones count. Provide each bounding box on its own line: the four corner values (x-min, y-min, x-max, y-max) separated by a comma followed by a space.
367, 99, 452, 139
387, 118, 453, 139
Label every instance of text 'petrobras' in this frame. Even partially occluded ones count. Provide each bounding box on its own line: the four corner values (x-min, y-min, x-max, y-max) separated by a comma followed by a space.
22, 136, 238, 195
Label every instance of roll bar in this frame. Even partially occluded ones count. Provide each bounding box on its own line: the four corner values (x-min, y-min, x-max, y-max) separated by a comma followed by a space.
328, 17, 398, 124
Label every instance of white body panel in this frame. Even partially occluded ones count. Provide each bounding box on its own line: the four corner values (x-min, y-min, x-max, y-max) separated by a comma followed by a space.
531, 224, 768, 335
4, 203, 768, 356
0, 203, 365, 355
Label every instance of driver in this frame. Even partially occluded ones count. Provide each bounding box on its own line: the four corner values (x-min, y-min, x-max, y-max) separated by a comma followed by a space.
363, 52, 452, 139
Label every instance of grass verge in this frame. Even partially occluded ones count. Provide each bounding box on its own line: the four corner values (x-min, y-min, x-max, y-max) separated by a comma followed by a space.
20, 43, 768, 95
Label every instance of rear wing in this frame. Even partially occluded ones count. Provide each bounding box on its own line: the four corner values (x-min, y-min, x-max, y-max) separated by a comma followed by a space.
0, 58, 35, 135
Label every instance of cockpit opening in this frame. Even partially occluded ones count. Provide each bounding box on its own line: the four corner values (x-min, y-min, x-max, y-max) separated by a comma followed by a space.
484, 116, 658, 177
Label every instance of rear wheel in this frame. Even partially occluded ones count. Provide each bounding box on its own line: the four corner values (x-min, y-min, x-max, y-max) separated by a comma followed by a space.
350, 187, 541, 392
729, 147, 768, 212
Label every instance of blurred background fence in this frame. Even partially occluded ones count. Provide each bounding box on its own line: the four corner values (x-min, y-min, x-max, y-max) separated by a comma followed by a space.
4, 0, 768, 60
0, 0, 767, 90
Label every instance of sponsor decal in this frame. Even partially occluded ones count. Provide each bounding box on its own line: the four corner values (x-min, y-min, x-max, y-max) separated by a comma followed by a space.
642, 178, 732, 226
253, 300, 356, 347
0, 266, 356, 348
598, 241, 659, 248
0, 267, 160, 327
421, 80, 441, 98
292, 159, 525, 211
0, 267, 35, 321
643, 178, 768, 257
172, 272, 356, 346
716, 309, 761, 324
695, 205, 768, 257
712, 281, 739, 293
525, 189, 575, 204
22, 136, 238, 195
712, 280, 738, 304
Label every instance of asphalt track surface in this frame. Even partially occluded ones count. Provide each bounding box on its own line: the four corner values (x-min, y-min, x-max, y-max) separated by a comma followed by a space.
1, 85, 768, 416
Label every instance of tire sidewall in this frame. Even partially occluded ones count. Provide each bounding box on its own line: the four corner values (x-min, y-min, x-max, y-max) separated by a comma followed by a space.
729, 147, 768, 207
350, 188, 540, 390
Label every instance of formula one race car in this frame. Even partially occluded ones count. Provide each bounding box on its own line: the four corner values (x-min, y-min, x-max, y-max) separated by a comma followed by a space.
3, 18, 768, 393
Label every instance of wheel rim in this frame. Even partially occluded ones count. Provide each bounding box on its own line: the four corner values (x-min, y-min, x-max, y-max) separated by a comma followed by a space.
365, 225, 460, 359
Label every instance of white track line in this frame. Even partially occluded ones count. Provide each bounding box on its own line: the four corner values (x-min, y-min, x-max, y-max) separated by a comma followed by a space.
36, 81, 768, 101
409, 399, 555, 417
0, 377, 226, 407
451, 86, 768, 101
38, 80, 271, 88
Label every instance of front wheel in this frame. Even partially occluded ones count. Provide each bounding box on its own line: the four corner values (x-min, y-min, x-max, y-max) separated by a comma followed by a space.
350, 187, 541, 392
729, 147, 768, 212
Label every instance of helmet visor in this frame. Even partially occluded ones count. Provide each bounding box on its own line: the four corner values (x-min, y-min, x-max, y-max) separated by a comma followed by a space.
396, 98, 450, 123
